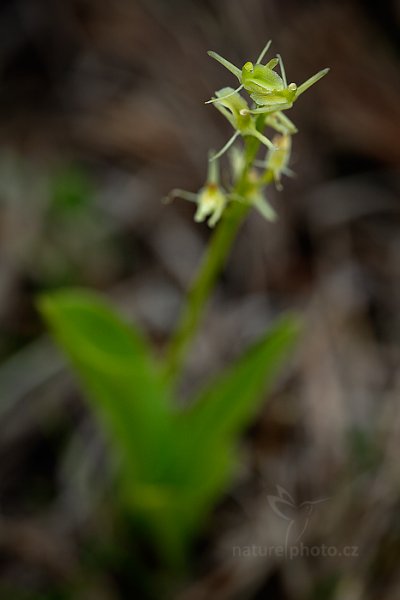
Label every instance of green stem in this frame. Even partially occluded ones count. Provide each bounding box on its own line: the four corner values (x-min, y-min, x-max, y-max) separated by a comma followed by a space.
164, 129, 266, 384
164, 201, 249, 383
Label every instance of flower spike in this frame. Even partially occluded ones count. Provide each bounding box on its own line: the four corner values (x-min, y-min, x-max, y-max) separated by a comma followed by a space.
167, 41, 328, 227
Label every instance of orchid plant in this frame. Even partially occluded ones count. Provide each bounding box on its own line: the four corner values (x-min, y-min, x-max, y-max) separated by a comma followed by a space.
39, 41, 328, 578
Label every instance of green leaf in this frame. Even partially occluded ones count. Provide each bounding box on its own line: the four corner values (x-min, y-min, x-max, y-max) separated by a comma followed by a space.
123, 314, 298, 561
38, 290, 299, 566
182, 315, 299, 457
162, 316, 300, 540
38, 289, 172, 480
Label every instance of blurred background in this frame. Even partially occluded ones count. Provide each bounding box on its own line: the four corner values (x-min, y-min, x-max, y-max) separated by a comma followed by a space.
0, 0, 400, 598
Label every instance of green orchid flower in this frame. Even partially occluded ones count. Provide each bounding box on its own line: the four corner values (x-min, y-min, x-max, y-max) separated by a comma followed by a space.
211, 87, 275, 160
207, 40, 329, 117
167, 155, 227, 227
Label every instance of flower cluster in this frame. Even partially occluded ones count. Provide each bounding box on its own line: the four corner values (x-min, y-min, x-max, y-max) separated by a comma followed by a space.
169, 41, 328, 227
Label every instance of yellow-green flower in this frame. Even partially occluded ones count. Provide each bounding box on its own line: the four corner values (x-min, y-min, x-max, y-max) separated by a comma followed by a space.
194, 183, 226, 226
166, 156, 227, 227
207, 40, 329, 117
211, 87, 275, 160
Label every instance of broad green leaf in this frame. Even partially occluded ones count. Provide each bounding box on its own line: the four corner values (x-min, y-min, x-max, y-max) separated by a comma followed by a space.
38, 289, 172, 480
39, 290, 299, 565
154, 316, 300, 543
183, 315, 299, 446
124, 317, 298, 561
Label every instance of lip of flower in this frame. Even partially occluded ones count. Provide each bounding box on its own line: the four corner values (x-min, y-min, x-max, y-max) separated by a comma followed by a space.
195, 183, 227, 227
